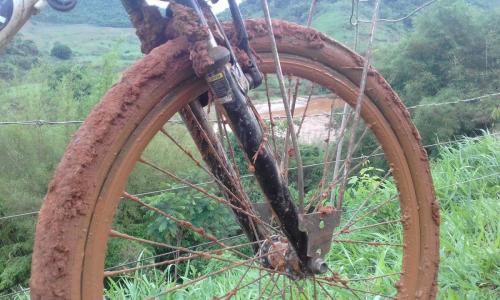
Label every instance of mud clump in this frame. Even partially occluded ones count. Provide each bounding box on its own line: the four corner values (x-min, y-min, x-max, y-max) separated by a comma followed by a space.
167, 3, 214, 77
127, 4, 168, 54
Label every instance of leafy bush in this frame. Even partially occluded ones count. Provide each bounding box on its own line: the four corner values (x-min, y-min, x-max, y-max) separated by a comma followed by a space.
0, 53, 120, 294
377, 0, 500, 145
0, 37, 39, 80
50, 43, 73, 60
100, 134, 499, 299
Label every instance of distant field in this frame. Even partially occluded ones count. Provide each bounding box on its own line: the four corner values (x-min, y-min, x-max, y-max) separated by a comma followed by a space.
20, 21, 142, 65
16, 12, 403, 68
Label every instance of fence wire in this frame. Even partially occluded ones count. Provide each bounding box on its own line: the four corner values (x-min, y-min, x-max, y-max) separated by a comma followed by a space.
0, 91, 497, 127
0, 0, 497, 298
1, 132, 497, 223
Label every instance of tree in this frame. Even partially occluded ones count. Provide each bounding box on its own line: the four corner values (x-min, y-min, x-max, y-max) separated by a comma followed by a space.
376, 0, 500, 146
50, 42, 73, 60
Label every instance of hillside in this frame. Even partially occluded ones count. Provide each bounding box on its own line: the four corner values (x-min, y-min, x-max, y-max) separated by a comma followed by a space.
31, 0, 499, 48
33, 0, 131, 27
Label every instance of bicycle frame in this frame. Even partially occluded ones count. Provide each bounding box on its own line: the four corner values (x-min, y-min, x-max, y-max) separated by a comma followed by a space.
2, 0, 331, 275
0, 0, 41, 49
162, 0, 318, 275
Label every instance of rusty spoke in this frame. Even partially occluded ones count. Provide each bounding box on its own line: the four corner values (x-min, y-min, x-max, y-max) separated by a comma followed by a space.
160, 128, 253, 213
344, 219, 402, 234
317, 277, 396, 299
217, 265, 253, 299
217, 109, 242, 178
257, 272, 275, 300
334, 239, 403, 247
104, 253, 204, 278
316, 100, 339, 201
336, 169, 393, 232
348, 272, 402, 282
264, 274, 282, 300
338, 194, 400, 236
219, 271, 270, 300
264, 74, 280, 161
336, 0, 381, 211
295, 82, 315, 139
137, 158, 276, 232
145, 249, 284, 299
316, 280, 335, 300
123, 192, 232, 249
109, 229, 262, 264
307, 145, 382, 210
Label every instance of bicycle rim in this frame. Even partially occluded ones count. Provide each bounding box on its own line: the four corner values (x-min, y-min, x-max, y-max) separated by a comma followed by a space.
31, 20, 439, 300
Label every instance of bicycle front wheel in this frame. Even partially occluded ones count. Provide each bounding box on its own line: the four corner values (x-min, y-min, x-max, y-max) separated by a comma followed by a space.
31, 20, 439, 299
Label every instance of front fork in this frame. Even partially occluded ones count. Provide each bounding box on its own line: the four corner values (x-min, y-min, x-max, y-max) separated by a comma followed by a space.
182, 0, 330, 275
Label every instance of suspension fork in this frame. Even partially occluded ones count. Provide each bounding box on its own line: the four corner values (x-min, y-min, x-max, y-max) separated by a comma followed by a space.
180, 0, 313, 273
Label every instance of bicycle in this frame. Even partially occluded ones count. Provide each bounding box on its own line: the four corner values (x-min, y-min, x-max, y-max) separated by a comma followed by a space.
1, 0, 439, 299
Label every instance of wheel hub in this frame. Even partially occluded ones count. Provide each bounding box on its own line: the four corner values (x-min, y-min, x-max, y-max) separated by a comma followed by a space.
258, 235, 314, 280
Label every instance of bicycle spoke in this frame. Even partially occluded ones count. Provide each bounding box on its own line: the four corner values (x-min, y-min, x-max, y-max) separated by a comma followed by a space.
104, 233, 249, 272
216, 265, 253, 299
348, 272, 402, 282
264, 74, 280, 161
296, 82, 315, 139
261, 0, 305, 211
218, 271, 270, 300
107, 230, 287, 280
316, 280, 335, 300
337, 0, 381, 210
137, 158, 275, 232
123, 192, 230, 247
146, 249, 283, 299
339, 195, 400, 235
160, 127, 253, 212
345, 219, 402, 233
316, 278, 396, 299
333, 239, 403, 247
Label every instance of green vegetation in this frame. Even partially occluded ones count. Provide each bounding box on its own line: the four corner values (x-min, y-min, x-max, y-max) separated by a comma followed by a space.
19, 22, 141, 65
33, 0, 130, 28
377, 1, 500, 147
0, 36, 39, 80
50, 42, 73, 60
77, 134, 500, 298
0, 50, 121, 293
0, 0, 499, 297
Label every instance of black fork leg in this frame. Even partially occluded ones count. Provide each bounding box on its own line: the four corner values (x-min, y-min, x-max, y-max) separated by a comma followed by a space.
180, 0, 311, 271
179, 101, 267, 252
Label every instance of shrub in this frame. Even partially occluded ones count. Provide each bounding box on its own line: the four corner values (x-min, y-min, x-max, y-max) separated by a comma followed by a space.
50, 43, 73, 60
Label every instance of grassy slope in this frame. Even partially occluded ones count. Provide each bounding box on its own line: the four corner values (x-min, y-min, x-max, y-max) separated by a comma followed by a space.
20, 21, 142, 65
22, 0, 408, 65
96, 134, 498, 299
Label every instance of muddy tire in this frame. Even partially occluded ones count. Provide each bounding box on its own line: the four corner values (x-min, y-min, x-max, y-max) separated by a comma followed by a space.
31, 20, 439, 299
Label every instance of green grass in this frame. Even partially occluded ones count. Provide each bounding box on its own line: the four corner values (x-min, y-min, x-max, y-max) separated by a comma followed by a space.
98, 133, 499, 299
20, 21, 142, 66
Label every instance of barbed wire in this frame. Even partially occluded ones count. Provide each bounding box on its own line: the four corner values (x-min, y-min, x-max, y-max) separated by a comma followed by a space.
0, 91, 497, 127
0, 119, 185, 126
1, 168, 495, 299
406, 92, 500, 109
436, 172, 500, 190
0, 0, 495, 297
357, 0, 437, 24
1, 132, 497, 223
0, 210, 39, 221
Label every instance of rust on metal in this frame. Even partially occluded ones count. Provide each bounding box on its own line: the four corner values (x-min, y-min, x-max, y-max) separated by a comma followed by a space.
299, 206, 341, 261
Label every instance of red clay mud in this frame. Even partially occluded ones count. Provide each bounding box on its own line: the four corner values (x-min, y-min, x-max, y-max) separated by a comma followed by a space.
31, 16, 439, 300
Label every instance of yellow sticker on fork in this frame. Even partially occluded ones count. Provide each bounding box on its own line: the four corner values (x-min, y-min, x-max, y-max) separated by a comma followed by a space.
207, 72, 224, 82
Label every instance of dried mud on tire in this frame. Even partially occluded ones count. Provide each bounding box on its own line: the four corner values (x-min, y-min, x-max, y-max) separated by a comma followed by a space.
30, 19, 439, 300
